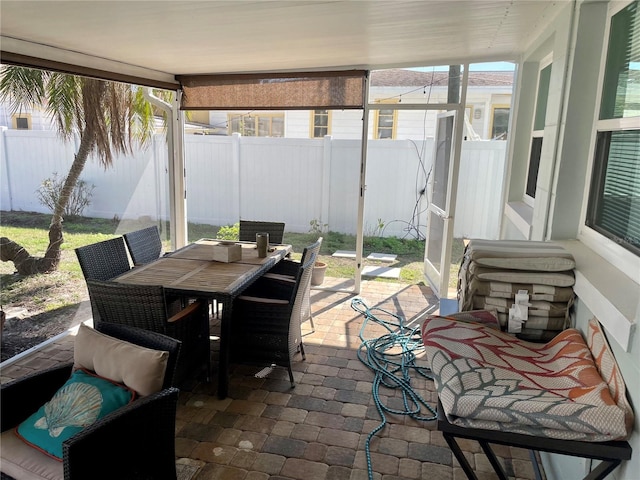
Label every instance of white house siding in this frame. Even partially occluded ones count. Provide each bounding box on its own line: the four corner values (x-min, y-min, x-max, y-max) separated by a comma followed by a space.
0, 106, 55, 131
198, 79, 513, 142
329, 110, 366, 139
286, 109, 368, 140
284, 111, 311, 138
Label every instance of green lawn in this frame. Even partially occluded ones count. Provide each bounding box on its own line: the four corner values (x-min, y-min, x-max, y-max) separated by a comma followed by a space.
0, 211, 465, 315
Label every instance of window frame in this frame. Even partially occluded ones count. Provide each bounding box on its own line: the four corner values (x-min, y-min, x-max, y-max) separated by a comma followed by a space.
310, 109, 332, 138
227, 112, 285, 137
489, 104, 510, 141
12, 113, 31, 130
524, 56, 553, 206
579, 0, 640, 275
465, 105, 474, 122
373, 100, 398, 139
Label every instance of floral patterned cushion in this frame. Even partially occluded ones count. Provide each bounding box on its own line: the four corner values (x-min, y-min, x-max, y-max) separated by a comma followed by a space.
421, 316, 633, 441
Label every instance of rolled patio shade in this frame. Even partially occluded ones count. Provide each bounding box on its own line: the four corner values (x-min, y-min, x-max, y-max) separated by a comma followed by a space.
178, 70, 366, 110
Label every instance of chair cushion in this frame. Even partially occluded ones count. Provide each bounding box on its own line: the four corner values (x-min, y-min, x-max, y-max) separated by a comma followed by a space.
237, 295, 289, 304
467, 278, 575, 302
463, 239, 576, 271
73, 323, 169, 396
15, 369, 134, 459
467, 263, 575, 287
421, 316, 633, 442
1, 429, 63, 480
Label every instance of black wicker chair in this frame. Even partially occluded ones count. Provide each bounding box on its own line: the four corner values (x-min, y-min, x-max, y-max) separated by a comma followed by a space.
238, 220, 285, 244
86, 279, 211, 387
75, 237, 131, 281
264, 237, 323, 332
229, 255, 314, 387
123, 225, 164, 266
0, 323, 181, 480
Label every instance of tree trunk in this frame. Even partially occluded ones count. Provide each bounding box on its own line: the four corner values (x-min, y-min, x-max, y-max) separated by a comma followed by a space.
0, 130, 95, 275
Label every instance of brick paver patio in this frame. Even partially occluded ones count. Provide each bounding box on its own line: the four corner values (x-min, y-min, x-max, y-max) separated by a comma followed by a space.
0, 279, 539, 480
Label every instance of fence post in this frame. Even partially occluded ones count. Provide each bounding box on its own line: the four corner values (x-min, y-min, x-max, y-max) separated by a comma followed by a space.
0, 127, 12, 211
232, 132, 241, 222
321, 135, 332, 229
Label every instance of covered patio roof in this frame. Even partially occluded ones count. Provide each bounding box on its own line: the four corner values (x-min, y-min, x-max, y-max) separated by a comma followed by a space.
1, 1, 564, 86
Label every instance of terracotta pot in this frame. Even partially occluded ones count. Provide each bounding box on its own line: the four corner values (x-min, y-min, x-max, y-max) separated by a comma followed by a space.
311, 261, 327, 286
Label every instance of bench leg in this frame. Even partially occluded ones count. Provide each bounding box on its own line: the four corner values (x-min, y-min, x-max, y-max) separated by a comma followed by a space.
479, 441, 509, 480
442, 433, 478, 480
444, 432, 621, 480
585, 460, 622, 480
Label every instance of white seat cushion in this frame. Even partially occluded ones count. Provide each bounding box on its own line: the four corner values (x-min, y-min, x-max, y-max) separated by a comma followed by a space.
0, 430, 63, 480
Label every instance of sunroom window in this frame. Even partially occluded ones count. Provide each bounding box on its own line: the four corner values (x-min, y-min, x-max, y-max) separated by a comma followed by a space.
586, 1, 640, 256
228, 113, 284, 137
312, 109, 330, 138
374, 101, 398, 139
525, 61, 551, 201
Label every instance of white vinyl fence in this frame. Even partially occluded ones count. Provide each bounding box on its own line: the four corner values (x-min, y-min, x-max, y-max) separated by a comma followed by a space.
0, 129, 506, 239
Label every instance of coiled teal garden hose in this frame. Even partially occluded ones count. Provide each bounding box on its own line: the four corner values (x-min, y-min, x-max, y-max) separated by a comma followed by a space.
351, 297, 437, 480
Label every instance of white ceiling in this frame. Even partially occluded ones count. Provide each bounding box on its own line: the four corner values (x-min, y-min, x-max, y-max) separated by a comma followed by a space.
1, 0, 565, 85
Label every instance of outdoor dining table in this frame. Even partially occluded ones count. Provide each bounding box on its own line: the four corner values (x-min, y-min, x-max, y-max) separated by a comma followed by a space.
114, 238, 292, 398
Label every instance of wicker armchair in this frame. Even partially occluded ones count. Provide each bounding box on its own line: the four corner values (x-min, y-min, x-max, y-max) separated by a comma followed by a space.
123, 225, 164, 266
75, 237, 131, 281
238, 220, 285, 244
86, 279, 211, 387
230, 256, 314, 387
265, 237, 322, 332
0, 323, 181, 480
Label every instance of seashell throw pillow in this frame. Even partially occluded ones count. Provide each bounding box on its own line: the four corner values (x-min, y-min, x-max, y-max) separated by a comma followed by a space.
15, 369, 135, 460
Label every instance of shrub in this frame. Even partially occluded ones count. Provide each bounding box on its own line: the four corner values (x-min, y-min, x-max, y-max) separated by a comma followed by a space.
309, 218, 328, 234
216, 222, 239, 240
36, 172, 95, 218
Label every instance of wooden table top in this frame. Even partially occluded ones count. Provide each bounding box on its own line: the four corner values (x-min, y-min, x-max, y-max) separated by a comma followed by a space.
169, 239, 290, 265
115, 239, 291, 298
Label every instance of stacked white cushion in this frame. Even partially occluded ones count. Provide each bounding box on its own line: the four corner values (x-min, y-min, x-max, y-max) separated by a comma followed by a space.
458, 239, 576, 341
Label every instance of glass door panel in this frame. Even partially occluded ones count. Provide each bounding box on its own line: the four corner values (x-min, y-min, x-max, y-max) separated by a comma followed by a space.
424, 111, 456, 298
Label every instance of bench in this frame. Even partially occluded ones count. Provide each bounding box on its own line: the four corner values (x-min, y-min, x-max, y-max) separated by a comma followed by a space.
421, 314, 633, 480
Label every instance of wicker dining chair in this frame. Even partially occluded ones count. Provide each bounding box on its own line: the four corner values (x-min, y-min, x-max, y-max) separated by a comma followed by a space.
0, 323, 181, 480
123, 225, 164, 266
85, 279, 211, 387
264, 237, 323, 333
229, 256, 314, 387
74, 236, 131, 281
238, 220, 285, 244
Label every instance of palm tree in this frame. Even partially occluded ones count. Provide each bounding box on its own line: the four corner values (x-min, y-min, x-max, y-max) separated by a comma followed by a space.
0, 66, 159, 275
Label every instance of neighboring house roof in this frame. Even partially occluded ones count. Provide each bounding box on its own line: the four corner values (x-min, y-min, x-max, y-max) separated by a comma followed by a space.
370, 69, 514, 87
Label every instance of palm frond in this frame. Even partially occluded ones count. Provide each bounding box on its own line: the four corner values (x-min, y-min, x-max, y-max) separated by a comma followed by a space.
46, 73, 81, 140
1, 66, 160, 168
0, 66, 47, 112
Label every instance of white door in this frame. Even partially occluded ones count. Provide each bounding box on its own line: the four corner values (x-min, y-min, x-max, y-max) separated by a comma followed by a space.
424, 111, 457, 298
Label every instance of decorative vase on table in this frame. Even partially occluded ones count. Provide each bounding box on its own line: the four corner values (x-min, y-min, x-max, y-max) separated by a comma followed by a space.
311, 261, 327, 286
